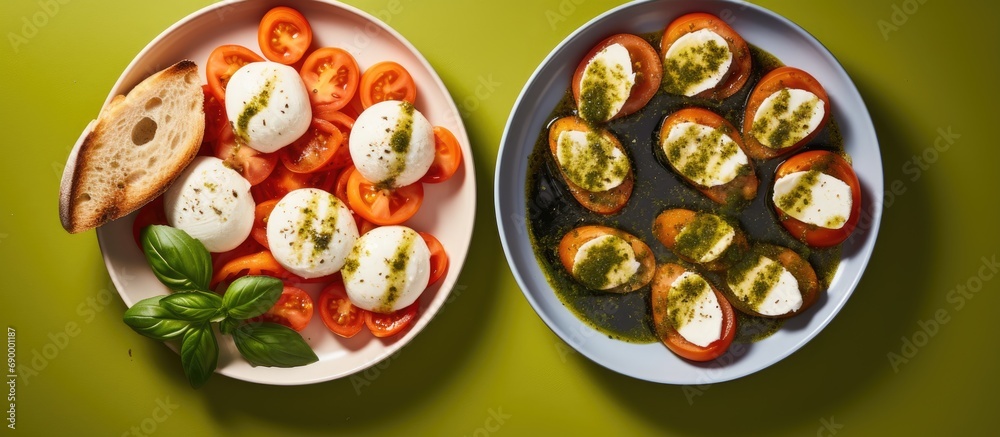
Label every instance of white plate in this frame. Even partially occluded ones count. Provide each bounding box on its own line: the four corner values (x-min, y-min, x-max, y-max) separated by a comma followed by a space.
495, 0, 882, 384
95, 0, 475, 385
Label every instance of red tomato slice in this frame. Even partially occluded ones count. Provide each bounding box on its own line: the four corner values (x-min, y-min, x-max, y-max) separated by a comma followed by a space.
200, 84, 229, 146
742, 66, 831, 160
300, 47, 361, 110
345, 168, 424, 226
251, 163, 337, 203
364, 303, 418, 338
557, 225, 655, 293
257, 6, 312, 65
313, 104, 356, 131
571, 33, 662, 122
211, 250, 298, 288
251, 199, 279, 249
660, 12, 752, 99
132, 196, 168, 250
420, 126, 463, 184
318, 282, 366, 338
547, 116, 634, 214
206, 44, 264, 103
280, 118, 344, 173
213, 128, 278, 186
359, 61, 417, 109
657, 107, 758, 205
211, 236, 264, 279
419, 232, 448, 287
255, 286, 314, 332
773, 150, 861, 247
651, 263, 737, 362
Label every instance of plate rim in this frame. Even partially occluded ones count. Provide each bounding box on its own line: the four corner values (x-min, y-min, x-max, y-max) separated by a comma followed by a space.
495, 0, 883, 384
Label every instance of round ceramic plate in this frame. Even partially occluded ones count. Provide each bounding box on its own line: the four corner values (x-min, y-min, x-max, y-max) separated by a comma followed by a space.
94, 0, 475, 385
495, 0, 882, 384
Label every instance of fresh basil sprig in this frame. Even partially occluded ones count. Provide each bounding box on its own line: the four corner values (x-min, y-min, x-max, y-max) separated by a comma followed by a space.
123, 225, 318, 388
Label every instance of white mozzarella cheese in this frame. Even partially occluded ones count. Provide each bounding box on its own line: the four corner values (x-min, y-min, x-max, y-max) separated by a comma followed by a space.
663, 29, 733, 96
773, 170, 853, 229
667, 272, 723, 347
164, 156, 255, 253
266, 188, 358, 279
571, 234, 640, 290
225, 61, 312, 153
555, 130, 629, 192
750, 88, 825, 149
349, 100, 435, 188
662, 121, 748, 187
342, 226, 431, 313
578, 43, 635, 122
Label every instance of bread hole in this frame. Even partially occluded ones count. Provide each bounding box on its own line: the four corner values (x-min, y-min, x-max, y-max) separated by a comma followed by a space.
132, 117, 157, 146
148, 155, 158, 166
77, 193, 91, 202
145, 97, 162, 111
110, 161, 120, 169
164, 115, 172, 123
126, 170, 146, 185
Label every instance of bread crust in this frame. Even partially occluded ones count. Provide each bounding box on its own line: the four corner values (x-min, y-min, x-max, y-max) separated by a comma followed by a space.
59, 60, 205, 233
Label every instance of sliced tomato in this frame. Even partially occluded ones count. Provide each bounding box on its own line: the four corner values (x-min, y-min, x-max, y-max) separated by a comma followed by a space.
280, 118, 344, 173
318, 282, 366, 338
419, 232, 448, 287
547, 116, 634, 214
651, 263, 737, 362
213, 127, 278, 186
723, 244, 822, 318
571, 33, 663, 122
313, 104, 356, 131
251, 199, 279, 249
345, 168, 424, 225
419, 126, 463, 184
255, 286, 314, 332
742, 66, 831, 160
364, 303, 418, 338
201, 85, 229, 146
257, 6, 312, 65
651, 208, 749, 272
211, 250, 298, 288
359, 61, 417, 108
211, 236, 264, 281
773, 150, 861, 247
660, 12, 752, 100
132, 196, 168, 250
206, 44, 264, 103
557, 225, 655, 293
657, 107, 758, 205
300, 47, 361, 110
251, 163, 337, 203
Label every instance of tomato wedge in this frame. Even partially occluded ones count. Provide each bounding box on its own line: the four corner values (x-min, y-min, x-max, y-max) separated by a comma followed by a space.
547, 116, 634, 214
773, 150, 862, 247
651, 263, 737, 362
571, 33, 662, 122
255, 286, 314, 332
257, 6, 312, 65
213, 127, 278, 186
300, 47, 361, 110
251, 199, 279, 249
280, 118, 344, 173
657, 107, 758, 205
345, 168, 424, 225
419, 232, 448, 287
359, 61, 417, 108
420, 126, 463, 184
318, 282, 366, 338
742, 66, 831, 160
364, 303, 418, 338
660, 12, 752, 100
206, 44, 264, 103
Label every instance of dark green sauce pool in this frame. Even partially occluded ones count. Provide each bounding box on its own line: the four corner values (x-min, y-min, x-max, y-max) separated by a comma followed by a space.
525, 40, 844, 345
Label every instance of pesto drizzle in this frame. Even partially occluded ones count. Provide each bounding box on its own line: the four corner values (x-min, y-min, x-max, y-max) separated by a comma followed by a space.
750, 89, 819, 148
234, 78, 274, 145
289, 193, 339, 266
664, 124, 743, 186
380, 101, 416, 189
573, 235, 635, 290
557, 131, 630, 191
674, 214, 733, 262
662, 37, 730, 95
666, 274, 712, 330
379, 230, 416, 312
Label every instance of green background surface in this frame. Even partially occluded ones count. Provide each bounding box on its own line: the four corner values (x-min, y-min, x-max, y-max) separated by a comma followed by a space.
1, 0, 997, 435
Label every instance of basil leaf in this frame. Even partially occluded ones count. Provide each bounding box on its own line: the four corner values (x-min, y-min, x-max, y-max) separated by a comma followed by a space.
141, 225, 212, 292
232, 322, 318, 368
160, 291, 223, 323
219, 317, 240, 336
222, 276, 284, 320
123, 296, 190, 341
180, 324, 218, 389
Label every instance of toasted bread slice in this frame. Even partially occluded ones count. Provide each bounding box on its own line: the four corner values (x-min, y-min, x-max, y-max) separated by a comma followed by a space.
59, 60, 205, 233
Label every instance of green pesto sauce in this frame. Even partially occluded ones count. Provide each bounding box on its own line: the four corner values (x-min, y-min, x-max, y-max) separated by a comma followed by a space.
572, 235, 634, 290
525, 41, 842, 345
666, 274, 711, 329
381, 101, 416, 189
674, 213, 732, 262
777, 169, 820, 214
341, 244, 361, 277
664, 124, 743, 185
235, 79, 273, 145
379, 231, 416, 312
750, 88, 819, 149
729, 254, 785, 308
663, 38, 730, 96
557, 131, 630, 191
290, 194, 339, 265
579, 53, 630, 123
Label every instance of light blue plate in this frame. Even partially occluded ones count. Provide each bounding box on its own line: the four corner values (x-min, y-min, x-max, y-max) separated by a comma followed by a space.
495, 0, 882, 384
